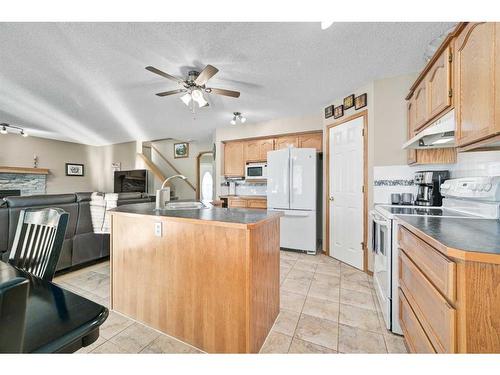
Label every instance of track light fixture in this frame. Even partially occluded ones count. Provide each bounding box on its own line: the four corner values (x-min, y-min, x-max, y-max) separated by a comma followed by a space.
0, 123, 28, 137
230, 112, 246, 125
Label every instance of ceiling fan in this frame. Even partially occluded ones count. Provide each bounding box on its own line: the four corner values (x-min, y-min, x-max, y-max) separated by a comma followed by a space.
145, 64, 240, 110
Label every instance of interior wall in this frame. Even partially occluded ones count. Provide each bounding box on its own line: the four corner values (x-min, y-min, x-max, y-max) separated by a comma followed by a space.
0, 133, 137, 194
0, 133, 99, 193
373, 74, 416, 166
214, 113, 323, 196
97, 141, 137, 192
322, 73, 415, 271
150, 139, 212, 200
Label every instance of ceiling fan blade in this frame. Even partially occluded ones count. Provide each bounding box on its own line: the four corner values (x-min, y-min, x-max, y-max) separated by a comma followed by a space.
195, 65, 219, 86
145, 66, 185, 85
155, 89, 187, 97
208, 88, 241, 98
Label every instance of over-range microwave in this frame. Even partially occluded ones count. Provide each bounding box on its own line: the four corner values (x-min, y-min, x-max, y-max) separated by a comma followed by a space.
245, 162, 267, 180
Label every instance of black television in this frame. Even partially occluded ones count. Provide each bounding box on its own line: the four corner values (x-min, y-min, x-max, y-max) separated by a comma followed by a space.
114, 170, 147, 193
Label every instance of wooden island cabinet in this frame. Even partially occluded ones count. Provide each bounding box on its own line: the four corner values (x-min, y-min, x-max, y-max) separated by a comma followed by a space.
110, 204, 282, 353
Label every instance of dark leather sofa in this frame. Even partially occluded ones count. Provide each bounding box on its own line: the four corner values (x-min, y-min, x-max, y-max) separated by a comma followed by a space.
0, 192, 152, 271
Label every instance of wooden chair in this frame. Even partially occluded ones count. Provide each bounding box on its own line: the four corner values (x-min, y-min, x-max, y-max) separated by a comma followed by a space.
9, 208, 69, 281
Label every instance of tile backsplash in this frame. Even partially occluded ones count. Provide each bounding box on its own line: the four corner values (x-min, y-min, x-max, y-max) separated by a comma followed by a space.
219, 180, 267, 196
373, 151, 500, 204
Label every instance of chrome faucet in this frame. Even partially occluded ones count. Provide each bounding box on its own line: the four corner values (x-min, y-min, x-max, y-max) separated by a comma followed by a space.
155, 175, 187, 210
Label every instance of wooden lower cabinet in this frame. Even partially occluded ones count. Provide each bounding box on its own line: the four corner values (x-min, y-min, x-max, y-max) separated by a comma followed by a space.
399, 290, 436, 353
398, 223, 500, 353
228, 197, 267, 209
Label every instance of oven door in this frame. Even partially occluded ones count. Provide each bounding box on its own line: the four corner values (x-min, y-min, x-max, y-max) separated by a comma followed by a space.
370, 210, 392, 331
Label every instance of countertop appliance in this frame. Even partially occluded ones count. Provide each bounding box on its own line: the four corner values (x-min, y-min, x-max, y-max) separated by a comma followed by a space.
414, 170, 449, 206
245, 162, 267, 180
267, 148, 319, 254
370, 176, 500, 335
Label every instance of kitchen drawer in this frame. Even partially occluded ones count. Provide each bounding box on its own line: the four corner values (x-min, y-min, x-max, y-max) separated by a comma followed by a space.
399, 251, 456, 353
247, 199, 267, 209
228, 199, 248, 208
398, 226, 456, 302
399, 289, 436, 353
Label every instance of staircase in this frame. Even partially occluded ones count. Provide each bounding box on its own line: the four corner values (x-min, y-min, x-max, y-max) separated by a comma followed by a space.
137, 141, 196, 198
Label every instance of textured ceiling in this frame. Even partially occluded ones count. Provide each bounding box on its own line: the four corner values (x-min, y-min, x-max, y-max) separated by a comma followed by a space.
0, 22, 455, 145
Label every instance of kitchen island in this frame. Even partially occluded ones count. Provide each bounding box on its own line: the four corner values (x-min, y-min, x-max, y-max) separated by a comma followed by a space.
109, 202, 282, 353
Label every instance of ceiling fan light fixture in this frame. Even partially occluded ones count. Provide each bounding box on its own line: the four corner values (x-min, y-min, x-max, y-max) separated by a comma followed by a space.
180, 93, 192, 106
0, 125, 7, 135
230, 117, 237, 125
239, 115, 246, 124
21, 130, 28, 137
192, 89, 208, 108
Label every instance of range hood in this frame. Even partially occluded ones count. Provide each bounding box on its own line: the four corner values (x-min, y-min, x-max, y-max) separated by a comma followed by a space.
402, 109, 456, 149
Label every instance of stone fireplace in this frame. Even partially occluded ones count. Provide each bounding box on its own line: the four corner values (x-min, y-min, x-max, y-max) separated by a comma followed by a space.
0, 167, 49, 196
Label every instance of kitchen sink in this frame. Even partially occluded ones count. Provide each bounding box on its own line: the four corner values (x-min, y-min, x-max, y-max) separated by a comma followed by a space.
163, 201, 206, 210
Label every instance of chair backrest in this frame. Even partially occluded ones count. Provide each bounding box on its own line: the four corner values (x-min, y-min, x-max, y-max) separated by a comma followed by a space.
9, 208, 69, 281
0, 276, 29, 353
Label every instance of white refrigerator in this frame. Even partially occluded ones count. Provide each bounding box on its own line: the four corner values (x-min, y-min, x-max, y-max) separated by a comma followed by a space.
267, 148, 317, 254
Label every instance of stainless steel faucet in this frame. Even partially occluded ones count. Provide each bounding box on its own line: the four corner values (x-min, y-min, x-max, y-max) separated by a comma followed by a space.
155, 175, 187, 210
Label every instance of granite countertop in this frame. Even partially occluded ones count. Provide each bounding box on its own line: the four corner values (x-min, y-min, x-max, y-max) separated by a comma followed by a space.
397, 215, 500, 255
110, 202, 280, 226
219, 195, 267, 200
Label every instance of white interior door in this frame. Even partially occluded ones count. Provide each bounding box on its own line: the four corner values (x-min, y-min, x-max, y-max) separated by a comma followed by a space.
329, 116, 364, 270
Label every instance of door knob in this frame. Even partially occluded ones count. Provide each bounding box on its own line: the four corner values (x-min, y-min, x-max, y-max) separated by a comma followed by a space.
329, 196, 334, 201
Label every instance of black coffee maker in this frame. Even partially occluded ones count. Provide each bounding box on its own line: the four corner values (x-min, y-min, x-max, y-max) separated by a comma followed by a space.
414, 171, 450, 206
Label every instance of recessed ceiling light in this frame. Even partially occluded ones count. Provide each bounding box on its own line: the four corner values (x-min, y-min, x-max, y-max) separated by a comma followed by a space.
321, 21, 334, 30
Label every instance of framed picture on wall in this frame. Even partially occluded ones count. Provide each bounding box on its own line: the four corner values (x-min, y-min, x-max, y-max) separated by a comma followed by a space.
324, 105, 333, 119
355, 93, 367, 110
333, 104, 344, 119
174, 142, 189, 158
343, 94, 355, 110
65, 163, 84, 176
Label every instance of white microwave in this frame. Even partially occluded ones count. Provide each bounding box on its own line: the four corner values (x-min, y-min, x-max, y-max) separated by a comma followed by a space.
245, 162, 267, 180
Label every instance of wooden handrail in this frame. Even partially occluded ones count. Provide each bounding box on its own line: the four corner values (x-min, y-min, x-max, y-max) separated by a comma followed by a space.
137, 153, 167, 185
150, 144, 196, 191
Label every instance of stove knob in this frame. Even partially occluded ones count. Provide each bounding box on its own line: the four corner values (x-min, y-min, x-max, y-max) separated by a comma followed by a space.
470, 183, 477, 191
478, 184, 485, 192
484, 183, 492, 192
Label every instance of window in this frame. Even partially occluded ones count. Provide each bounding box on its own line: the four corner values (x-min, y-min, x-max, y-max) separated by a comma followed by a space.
201, 171, 213, 201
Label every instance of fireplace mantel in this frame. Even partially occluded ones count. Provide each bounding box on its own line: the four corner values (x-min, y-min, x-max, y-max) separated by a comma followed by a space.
0, 166, 49, 175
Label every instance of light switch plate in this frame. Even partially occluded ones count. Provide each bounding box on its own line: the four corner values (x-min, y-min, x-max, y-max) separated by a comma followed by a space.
154, 222, 162, 237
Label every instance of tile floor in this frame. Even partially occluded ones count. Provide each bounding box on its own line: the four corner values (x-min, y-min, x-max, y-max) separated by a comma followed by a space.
53, 250, 406, 354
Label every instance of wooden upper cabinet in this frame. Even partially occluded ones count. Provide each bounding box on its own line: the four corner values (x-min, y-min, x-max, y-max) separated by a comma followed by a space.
224, 142, 245, 177
245, 138, 275, 161
407, 100, 417, 165
245, 140, 261, 162
456, 22, 499, 147
298, 133, 323, 152
413, 83, 428, 131
259, 138, 275, 160
275, 135, 299, 150
427, 47, 453, 120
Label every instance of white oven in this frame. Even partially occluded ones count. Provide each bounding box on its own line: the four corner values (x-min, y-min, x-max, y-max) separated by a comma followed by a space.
369, 209, 393, 332
245, 162, 267, 180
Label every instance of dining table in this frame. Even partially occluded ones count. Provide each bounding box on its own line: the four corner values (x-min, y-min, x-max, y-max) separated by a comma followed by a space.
0, 261, 108, 353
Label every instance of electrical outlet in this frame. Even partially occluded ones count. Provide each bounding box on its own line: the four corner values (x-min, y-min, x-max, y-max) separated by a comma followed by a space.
154, 222, 162, 237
